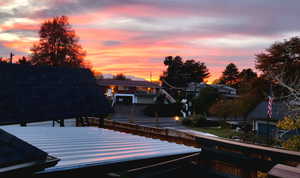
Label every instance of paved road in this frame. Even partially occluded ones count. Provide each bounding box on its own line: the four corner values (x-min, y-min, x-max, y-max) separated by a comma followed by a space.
8, 104, 216, 137
111, 104, 217, 137
111, 104, 187, 129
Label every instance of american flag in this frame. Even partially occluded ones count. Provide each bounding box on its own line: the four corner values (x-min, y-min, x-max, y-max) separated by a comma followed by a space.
267, 95, 273, 118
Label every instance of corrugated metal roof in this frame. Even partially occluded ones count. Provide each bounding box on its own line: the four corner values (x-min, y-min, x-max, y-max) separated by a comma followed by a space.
97, 79, 161, 88
1, 127, 200, 173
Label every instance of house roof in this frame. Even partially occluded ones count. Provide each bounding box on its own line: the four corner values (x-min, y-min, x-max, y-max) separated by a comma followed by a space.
247, 101, 288, 120
0, 63, 112, 125
1, 126, 201, 174
97, 79, 161, 88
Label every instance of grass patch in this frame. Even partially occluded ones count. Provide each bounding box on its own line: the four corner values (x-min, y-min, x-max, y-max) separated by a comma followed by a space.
189, 127, 237, 138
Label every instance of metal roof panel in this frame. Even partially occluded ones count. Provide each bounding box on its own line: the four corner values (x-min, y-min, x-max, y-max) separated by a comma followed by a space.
1, 127, 200, 173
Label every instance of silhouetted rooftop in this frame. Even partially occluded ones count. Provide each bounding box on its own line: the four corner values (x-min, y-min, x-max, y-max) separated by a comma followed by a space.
0, 63, 112, 125
97, 79, 161, 88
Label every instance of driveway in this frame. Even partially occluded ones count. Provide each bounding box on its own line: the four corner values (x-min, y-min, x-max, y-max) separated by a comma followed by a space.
111, 104, 186, 129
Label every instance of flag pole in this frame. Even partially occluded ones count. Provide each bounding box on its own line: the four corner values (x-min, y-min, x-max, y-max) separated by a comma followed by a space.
267, 83, 273, 145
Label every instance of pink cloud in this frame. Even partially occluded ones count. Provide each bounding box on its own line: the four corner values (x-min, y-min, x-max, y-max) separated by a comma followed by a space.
1, 2, 279, 83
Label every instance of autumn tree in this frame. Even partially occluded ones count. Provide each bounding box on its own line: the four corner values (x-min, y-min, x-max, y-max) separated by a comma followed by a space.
219, 63, 239, 87
209, 77, 267, 120
209, 99, 233, 120
30, 16, 86, 68
160, 56, 210, 88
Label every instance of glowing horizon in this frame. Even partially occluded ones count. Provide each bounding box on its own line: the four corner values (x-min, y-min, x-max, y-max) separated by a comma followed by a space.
1, 1, 300, 83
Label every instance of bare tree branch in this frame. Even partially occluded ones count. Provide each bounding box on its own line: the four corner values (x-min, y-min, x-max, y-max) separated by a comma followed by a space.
268, 66, 300, 118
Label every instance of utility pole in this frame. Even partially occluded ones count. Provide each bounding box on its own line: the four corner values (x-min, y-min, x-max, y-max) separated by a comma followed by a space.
150, 72, 152, 82
9, 52, 14, 64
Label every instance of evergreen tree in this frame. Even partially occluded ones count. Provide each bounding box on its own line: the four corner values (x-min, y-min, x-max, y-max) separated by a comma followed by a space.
237, 68, 258, 94
255, 36, 300, 81
219, 63, 239, 87
160, 56, 209, 88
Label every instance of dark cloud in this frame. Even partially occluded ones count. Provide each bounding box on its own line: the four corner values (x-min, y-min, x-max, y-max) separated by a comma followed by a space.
148, 58, 162, 63
0, 12, 13, 20
102, 40, 122, 46
32, 0, 138, 18
5, 0, 299, 38
3, 29, 37, 37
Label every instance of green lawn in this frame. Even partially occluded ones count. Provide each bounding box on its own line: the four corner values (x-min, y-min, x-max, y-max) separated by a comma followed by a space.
189, 127, 237, 138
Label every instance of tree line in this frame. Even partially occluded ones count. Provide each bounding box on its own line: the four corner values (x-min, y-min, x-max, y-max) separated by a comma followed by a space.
1, 15, 298, 118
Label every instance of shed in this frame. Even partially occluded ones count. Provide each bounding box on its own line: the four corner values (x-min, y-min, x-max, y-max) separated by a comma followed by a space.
247, 101, 288, 137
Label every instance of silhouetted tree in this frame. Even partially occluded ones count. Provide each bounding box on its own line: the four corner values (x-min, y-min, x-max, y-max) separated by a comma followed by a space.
0, 57, 8, 64
113, 73, 130, 80
160, 56, 209, 88
237, 68, 258, 94
255, 36, 300, 81
219, 63, 239, 87
30, 16, 86, 68
239, 68, 257, 81
95, 73, 104, 80
17, 56, 31, 65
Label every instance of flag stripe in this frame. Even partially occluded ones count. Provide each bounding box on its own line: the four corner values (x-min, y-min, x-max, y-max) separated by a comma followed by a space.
267, 96, 273, 118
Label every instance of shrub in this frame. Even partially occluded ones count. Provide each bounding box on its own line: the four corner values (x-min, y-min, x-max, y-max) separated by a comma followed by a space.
218, 120, 230, 129
282, 136, 300, 151
191, 114, 206, 127
192, 87, 219, 115
187, 114, 219, 127
181, 118, 192, 126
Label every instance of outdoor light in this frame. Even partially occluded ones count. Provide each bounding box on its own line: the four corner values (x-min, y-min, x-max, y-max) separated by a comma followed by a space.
174, 116, 180, 121
110, 86, 115, 93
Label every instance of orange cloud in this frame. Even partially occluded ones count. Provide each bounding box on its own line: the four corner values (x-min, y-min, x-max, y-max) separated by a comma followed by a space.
3, 41, 33, 53
0, 4, 261, 84
1, 23, 39, 31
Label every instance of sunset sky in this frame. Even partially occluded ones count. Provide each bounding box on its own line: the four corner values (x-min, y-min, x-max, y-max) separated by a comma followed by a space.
0, 0, 300, 82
